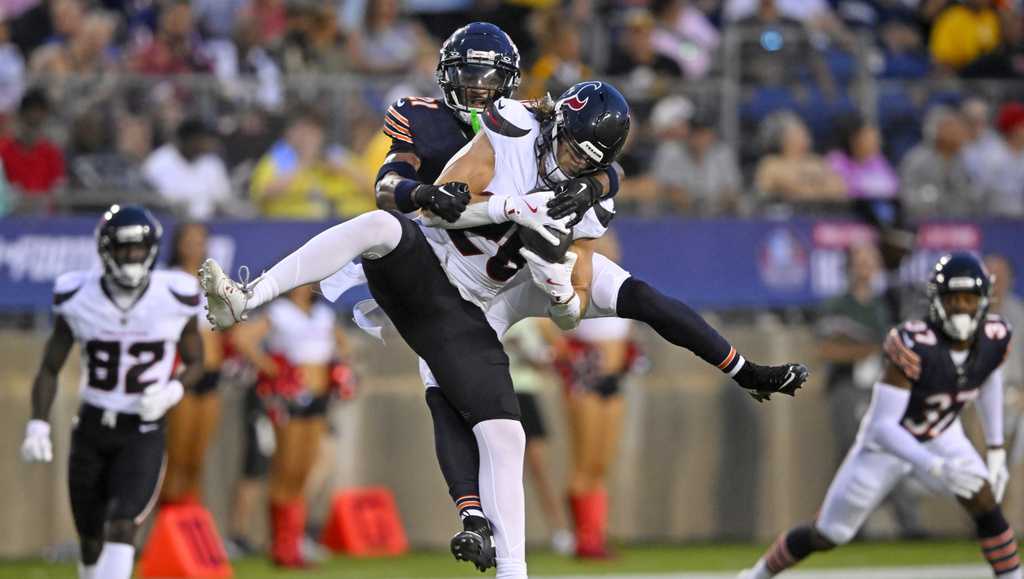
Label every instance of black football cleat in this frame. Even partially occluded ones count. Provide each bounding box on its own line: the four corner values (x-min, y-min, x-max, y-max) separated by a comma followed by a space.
450, 515, 496, 572
735, 362, 809, 403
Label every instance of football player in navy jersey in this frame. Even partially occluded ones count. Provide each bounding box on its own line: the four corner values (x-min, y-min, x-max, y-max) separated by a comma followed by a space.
21, 206, 205, 579
740, 253, 1020, 579
370, 23, 809, 571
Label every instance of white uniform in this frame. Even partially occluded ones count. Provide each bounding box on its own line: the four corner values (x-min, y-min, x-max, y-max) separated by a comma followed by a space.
265, 299, 337, 365
419, 97, 614, 310
54, 269, 202, 414
815, 350, 994, 546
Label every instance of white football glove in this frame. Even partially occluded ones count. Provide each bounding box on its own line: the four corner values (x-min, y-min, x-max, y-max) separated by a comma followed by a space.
519, 248, 577, 304
139, 380, 185, 422
929, 456, 986, 499
21, 419, 53, 463
987, 448, 1009, 503
493, 191, 571, 246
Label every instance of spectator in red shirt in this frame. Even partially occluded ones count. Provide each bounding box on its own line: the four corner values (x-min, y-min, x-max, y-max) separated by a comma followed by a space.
0, 88, 65, 208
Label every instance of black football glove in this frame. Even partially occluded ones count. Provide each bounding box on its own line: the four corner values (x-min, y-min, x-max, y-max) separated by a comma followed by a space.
546, 174, 602, 223
413, 182, 471, 223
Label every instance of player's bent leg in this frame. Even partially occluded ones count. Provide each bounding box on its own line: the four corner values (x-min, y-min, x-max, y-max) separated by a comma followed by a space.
741, 525, 836, 579
957, 484, 1023, 578
744, 444, 908, 577
587, 253, 808, 399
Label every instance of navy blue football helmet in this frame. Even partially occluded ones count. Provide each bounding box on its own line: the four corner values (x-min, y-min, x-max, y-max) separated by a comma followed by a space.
538, 81, 631, 186
436, 22, 521, 120
96, 204, 163, 289
927, 252, 991, 341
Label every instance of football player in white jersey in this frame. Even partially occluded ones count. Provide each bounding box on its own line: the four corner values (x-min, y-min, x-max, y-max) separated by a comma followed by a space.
201, 81, 805, 578
739, 253, 1020, 579
21, 205, 205, 579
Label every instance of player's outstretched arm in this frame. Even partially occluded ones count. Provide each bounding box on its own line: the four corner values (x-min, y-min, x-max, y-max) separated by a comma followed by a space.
30, 315, 74, 422
977, 368, 1009, 502
375, 151, 423, 211
22, 315, 74, 463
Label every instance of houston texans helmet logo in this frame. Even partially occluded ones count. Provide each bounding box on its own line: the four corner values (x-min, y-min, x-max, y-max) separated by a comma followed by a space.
561, 81, 603, 111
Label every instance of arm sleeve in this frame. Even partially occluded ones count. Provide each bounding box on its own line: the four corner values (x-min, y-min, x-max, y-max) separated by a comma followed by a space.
976, 367, 1005, 448
864, 382, 940, 473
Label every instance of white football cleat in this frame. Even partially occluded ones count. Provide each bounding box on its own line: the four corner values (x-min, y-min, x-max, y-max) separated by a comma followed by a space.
199, 259, 251, 330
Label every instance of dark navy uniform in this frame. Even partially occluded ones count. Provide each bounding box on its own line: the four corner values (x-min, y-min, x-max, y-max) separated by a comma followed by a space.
896, 315, 1013, 441
383, 97, 475, 184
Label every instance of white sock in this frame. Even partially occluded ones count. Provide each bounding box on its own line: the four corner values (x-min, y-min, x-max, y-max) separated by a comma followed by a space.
473, 419, 528, 579
750, 558, 774, 579
77, 562, 96, 579
95, 543, 135, 579
248, 210, 403, 309
998, 569, 1024, 579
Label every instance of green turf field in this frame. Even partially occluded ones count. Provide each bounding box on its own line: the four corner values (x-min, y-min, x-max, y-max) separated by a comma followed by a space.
0, 540, 988, 579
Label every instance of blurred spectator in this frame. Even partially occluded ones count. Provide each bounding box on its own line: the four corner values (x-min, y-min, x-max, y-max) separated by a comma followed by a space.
0, 88, 65, 206
191, 0, 248, 40
383, 44, 442, 107
652, 99, 742, 215
899, 105, 983, 220
142, 117, 230, 220
345, 0, 428, 75
817, 241, 924, 538
726, 0, 856, 49
928, 0, 1010, 73
29, 10, 117, 77
207, 13, 283, 110
0, 19, 26, 114
650, 0, 720, 79
220, 106, 278, 171
241, 0, 287, 46
568, 0, 610, 74
249, 110, 374, 220
755, 111, 847, 204
523, 8, 590, 99
978, 102, 1024, 217
279, 3, 345, 74
827, 113, 899, 201
68, 110, 150, 193
44, 0, 85, 46
606, 9, 682, 101
732, 0, 833, 90
128, 0, 211, 74
961, 96, 1003, 181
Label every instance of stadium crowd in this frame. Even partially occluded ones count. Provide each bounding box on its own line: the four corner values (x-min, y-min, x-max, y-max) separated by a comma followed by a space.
0, 0, 1021, 221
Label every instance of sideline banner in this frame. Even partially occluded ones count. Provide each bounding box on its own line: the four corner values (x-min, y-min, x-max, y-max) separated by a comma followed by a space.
1, 216, 1021, 311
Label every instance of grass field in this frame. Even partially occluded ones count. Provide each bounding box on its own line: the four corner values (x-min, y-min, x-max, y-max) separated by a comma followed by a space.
0, 540, 991, 579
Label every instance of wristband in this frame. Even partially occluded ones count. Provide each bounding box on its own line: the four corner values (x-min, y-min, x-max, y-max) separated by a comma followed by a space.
394, 179, 421, 213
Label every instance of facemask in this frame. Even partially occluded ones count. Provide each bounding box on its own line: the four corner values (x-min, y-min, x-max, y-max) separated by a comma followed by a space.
114, 263, 149, 288
945, 313, 976, 341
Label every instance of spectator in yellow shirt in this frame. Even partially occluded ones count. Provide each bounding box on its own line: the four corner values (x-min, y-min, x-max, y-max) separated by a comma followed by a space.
250, 111, 374, 219
929, 0, 1003, 71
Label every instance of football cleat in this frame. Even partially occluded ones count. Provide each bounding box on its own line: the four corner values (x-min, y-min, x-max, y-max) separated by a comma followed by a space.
450, 515, 496, 572
199, 259, 253, 331
735, 362, 809, 403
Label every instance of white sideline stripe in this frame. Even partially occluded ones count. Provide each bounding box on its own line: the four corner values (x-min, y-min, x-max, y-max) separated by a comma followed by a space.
525, 567, 991, 579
